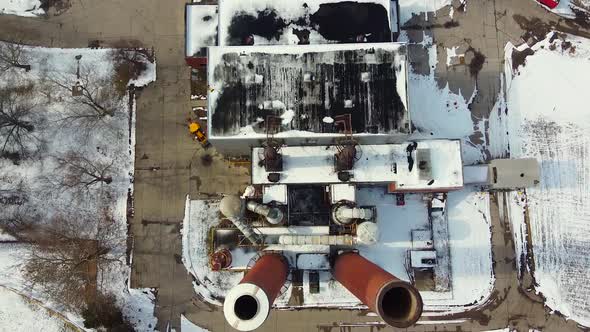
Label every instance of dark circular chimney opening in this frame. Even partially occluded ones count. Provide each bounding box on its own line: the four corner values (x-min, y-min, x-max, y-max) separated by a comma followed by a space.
381, 286, 413, 321
234, 295, 258, 320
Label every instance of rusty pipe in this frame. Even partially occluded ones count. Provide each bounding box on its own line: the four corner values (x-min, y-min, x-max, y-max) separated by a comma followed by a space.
223, 254, 289, 331
333, 252, 423, 328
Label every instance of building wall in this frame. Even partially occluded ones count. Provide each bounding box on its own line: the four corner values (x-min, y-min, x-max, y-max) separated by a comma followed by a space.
210, 132, 410, 156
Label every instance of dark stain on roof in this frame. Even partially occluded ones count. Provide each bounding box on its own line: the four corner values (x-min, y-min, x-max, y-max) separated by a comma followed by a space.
226, 1, 392, 45
211, 46, 408, 136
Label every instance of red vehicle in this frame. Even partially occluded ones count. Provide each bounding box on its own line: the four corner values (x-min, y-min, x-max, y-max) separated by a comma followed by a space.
538, 0, 559, 9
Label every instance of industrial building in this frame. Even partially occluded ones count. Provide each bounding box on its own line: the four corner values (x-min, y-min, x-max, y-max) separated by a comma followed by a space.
207, 43, 410, 155
181, 1, 542, 331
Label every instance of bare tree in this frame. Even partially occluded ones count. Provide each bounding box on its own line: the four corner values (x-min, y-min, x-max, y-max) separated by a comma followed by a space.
0, 205, 39, 242
111, 48, 153, 93
49, 64, 122, 129
0, 88, 41, 158
53, 151, 114, 190
23, 211, 124, 309
0, 40, 31, 72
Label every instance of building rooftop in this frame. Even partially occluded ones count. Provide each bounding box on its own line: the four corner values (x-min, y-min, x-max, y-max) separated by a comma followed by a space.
251, 140, 464, 190
207, 42, 410, 139
218, 0, 395, 46
185, 4, 219, 57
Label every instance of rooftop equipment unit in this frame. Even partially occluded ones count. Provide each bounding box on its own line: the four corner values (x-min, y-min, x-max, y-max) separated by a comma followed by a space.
334, 144, 357, 172
416, 148, 432, 181
262, 144, 283, 172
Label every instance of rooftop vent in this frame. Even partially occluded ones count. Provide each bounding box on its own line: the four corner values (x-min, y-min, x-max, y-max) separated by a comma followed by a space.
335, 144, 357, 172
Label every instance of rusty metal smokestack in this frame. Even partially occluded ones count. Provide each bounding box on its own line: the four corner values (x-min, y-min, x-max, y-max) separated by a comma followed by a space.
333, 252, 423, 328
223, 254, 289, 331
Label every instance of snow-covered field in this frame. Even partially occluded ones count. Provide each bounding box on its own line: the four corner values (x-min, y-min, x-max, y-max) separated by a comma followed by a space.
0, 286, 76, 332
0, 44, 157, 330
0, 0, 43, 16
503, 33, 590, 327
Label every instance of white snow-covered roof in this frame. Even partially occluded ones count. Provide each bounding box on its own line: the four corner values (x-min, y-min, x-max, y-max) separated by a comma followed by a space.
330, 184, 356, 203
262, 184, 288, 204
252, 140, 464, 190
218, 0, 393, 46
185, 4, 218, 57
462, 165, 489, 184
296, 254, 330, 270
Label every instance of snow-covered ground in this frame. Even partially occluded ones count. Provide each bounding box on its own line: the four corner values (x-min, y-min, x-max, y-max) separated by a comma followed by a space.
532, 0, 590, 19
182, 187, 493, 312
0, 44, 157, 330
0, 286, 75, 332
506, 190, 528, 277
0, 243, 89, 328
182, 198, 243, 305
398, 0, 454, 25
180, 314, 210, 332
502, 33, 590, 327
0, 0, 43, 16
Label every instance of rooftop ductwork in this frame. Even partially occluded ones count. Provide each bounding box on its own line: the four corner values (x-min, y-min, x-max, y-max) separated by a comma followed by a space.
333, 252, 423, 328
277, 234, 355, 246
246, 201, 284, 225
331, 201, 374, 225
263, 145, 283, 172
219, 195, 261, 245
223, 254, 289, 331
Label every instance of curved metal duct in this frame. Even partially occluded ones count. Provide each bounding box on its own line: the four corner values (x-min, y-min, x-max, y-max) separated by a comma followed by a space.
246, 201, 284, 225
219, 196, 260, 245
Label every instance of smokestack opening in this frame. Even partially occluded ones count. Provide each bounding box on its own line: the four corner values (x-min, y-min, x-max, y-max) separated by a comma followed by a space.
234, 295, 258, 320
382, 286, 413, 320
377, 282, 423, 328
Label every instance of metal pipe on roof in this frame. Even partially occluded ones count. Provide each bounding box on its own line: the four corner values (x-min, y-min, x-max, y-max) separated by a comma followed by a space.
277, 234, 355, 246
333, 252, 423, 328
223, 254, 289, 331
219, 195, 261, 245
246, 201, 284, 225
332, 204, 374, 225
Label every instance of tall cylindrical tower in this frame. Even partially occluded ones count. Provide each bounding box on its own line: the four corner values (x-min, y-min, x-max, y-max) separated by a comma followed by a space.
223, 254, 289, 331
333, 252, 423, 328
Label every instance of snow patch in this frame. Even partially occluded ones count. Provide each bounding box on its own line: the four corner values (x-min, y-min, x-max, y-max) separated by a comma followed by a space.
322, 116, 334, 124
505, 32, 590, 327
280, 109, 295, 125
181, 315, 211, 332
0, 0, 43, 16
